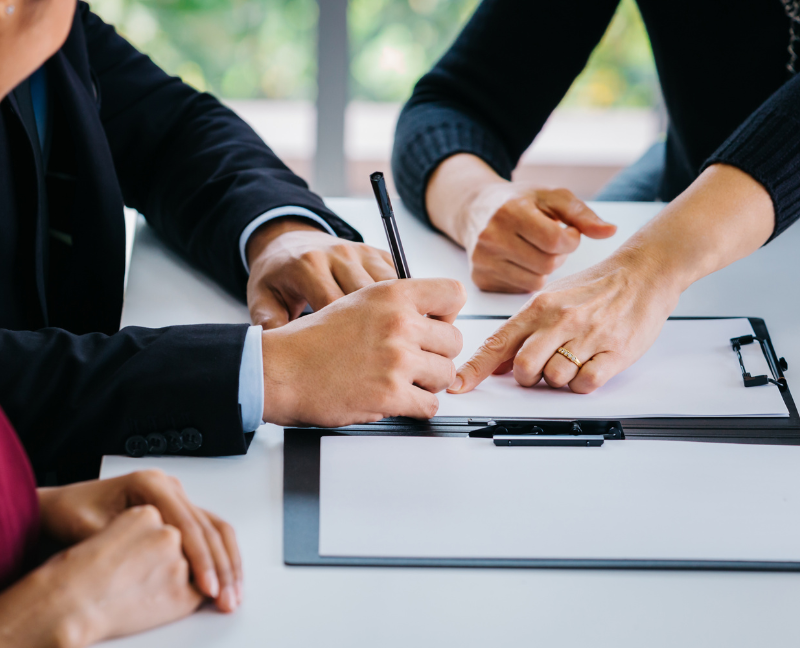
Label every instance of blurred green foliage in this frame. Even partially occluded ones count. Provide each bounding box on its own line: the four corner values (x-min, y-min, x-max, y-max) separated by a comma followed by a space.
89, 0, 658, 107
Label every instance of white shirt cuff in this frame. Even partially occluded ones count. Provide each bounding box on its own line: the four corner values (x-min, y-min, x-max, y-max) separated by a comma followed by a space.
238, 325, 265, 431
239, 206, 338, 274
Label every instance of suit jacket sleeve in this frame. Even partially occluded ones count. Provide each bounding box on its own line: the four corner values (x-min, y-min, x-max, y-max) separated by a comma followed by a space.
78, 2, 361, 301
0, 323, 251, 477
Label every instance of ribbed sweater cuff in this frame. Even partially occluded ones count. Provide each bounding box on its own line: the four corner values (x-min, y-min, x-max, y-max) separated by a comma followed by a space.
392, 120, 513, 224
702, 103, 800, 243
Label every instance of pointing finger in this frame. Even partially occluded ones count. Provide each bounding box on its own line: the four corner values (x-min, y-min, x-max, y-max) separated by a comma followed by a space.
449, 316, 532, 394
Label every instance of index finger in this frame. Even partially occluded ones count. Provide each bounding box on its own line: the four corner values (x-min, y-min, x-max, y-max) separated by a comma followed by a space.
132, 474, 219, 599
150, 493, 220, 600
205, 510, 243, 605
448, 315, 534, 393
402, 278, 467, 324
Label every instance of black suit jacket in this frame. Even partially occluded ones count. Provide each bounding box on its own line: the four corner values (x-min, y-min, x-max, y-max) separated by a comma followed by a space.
0, 3, 360, 480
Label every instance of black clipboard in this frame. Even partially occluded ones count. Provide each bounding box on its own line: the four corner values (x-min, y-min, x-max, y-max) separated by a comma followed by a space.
284, 316, 800, 570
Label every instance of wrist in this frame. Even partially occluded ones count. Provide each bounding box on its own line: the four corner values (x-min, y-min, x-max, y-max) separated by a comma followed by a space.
260, 328, 299, 426
610, 242, 689, 302
614, 164, 774, 295
0, 560, 97, 648
426, 153, 508, 247
42, 562, 101, 648
245, 217, 325, 269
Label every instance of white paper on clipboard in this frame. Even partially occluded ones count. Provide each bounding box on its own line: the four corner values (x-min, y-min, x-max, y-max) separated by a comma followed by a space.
319, 436, 800, 562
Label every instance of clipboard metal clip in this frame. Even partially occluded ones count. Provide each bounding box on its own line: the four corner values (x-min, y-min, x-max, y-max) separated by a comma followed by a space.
730, 335, 788, 390
468, 419, 623, 447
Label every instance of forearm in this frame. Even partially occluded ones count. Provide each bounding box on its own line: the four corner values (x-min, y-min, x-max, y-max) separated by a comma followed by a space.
616, 163, 775, 292
425, 153, 508, 246
0, 563, 90, 648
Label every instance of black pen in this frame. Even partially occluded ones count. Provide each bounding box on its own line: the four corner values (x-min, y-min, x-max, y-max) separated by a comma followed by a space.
370, 171, 411, 279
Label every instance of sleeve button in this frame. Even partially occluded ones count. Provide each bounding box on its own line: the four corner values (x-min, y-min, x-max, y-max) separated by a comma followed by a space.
146, 433, 167, 455
125, 435, 147, 458
181, 427, 203, 452
165, 430, 183, 453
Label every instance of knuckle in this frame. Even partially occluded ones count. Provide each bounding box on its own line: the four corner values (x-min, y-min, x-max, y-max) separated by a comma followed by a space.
333, 242, 357, 260
544, 364, 570, 387
384, 310, 413, 336
449, 278, 467, 303
218, 520, 237, 542
450, 326, 464, 355
475, 228, 498, 251
491, 205, 513, 224
421, 396, 439, 419
540, 254, 560, 275
554, 303, 577, 325
575, 366, 604, 393
472, 269, 498, 292
133, 468, 166, 488
458, 359, 481, 380
133, 504, 163, 526
443, 361, 457, 387
529, 292, 556, 316
481, 329, 511, 355
554, 187, 575, 201
375, 278, 400, 300
299, 249, 325, 268
540, 228, 563, 253
158, 524, 183, 550
513, 354, 535, 379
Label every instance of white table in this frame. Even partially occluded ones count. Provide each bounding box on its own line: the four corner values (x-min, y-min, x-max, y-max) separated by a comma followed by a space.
103, 200, 800, 648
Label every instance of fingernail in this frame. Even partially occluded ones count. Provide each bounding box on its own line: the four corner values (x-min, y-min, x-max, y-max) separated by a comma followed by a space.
221, 585, 237, 611
236, 580, 244, 604
205, 570, 219, 598
447, 375, 464, 394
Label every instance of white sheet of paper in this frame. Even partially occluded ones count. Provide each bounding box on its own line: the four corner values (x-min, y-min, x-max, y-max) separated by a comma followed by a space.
319, 436, 800, 561
436, 318, 788, 418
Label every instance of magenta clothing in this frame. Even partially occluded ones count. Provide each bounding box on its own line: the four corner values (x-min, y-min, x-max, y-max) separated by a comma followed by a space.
0, 406, 39, 589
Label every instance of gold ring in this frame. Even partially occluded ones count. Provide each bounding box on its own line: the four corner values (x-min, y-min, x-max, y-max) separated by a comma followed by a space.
556, 347, 583, 368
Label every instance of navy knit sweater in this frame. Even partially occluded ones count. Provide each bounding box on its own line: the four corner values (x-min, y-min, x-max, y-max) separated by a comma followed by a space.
392, 0, 800, 242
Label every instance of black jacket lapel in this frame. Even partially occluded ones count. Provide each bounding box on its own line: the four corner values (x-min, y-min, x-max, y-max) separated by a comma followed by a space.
9, 83, 50, 326
47, 51, 125, 335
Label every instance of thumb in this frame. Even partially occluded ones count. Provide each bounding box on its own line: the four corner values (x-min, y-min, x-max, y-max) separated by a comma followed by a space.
250, 289, 290, 330
448, 318, 528, 394
539, 189, 617, 239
